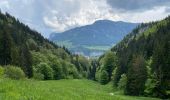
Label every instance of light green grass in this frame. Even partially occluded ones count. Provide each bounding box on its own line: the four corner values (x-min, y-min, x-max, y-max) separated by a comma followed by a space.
0, 79, 160, 100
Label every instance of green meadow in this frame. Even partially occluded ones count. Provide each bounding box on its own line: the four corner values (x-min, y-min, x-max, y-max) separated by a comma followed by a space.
0, 79, 160, 100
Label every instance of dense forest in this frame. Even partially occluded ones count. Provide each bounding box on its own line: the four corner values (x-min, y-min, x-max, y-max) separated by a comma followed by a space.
96, 17, 170, 99
0, 11, 92, 80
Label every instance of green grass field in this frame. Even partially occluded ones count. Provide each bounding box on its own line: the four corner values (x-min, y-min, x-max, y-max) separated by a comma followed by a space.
0, 79, 160, 100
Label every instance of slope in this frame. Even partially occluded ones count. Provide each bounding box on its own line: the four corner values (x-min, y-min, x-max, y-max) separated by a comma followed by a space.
49, 20, 138, 57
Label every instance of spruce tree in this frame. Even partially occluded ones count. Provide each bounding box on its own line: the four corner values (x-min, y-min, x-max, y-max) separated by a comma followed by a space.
126, 55, 147, 96
0, 28, 13, 65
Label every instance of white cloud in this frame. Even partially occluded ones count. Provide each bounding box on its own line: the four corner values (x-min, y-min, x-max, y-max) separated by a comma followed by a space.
0, 0, 170, 38
118, 6, 170, 23
43, 0, 120, 32
0, 0, 10, 9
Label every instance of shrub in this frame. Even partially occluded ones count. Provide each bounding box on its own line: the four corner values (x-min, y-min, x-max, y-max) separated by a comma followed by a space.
51, 61, 63, 80
33, 73, 44, 80
0, 66, 4, 78
4, 65, 25, 80
36, 63, 53, 80
100, 70, 109, 85
118, 74, 127, 90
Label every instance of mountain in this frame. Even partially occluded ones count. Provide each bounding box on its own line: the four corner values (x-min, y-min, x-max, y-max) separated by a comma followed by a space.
0, 12, 91, 79
98, 16, 170, 98
49, 20, 138, 57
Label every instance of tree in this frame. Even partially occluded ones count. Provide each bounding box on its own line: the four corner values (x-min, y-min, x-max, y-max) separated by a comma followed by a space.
51, 61, 63, 80
36, 63, 53, 80
100, 70, 109, 85
20, 44, 33, 78
102, 51, 118, 81
0, 28, 13, 65
118, 74, 127, 90
126, 55, 147, 96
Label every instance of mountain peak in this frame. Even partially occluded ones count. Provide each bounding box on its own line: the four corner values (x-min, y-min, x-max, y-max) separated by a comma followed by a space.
49, 20, 138, 57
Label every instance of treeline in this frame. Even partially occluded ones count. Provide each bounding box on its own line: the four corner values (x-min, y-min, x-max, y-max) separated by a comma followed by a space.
0, 11, 92, 80
95, 17, 170, 99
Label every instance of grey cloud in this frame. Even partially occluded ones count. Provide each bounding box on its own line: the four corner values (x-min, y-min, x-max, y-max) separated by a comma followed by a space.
165, 7, 170, 13
107, 0, 170, 12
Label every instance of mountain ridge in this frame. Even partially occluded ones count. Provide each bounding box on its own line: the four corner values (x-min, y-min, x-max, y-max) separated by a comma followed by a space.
49, 20, 138, 57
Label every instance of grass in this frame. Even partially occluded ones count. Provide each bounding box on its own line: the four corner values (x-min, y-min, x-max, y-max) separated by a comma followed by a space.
0, 79, 160, 100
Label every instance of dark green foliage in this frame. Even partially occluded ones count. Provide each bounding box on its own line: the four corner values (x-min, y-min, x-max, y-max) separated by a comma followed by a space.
125, 55, 147, 96
100, 70, 109, 85
4, 65, 25, 80
0, 28, 13, 65
102, 51, 117, 81
88, 59, 98, 80
20, 44, 33, 78
110, 16, 170, 98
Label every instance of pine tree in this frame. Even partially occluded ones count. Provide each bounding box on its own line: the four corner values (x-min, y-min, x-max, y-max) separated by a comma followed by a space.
126, 55, 147, 96
0, 28, 13, 65
20, 44, 33, 78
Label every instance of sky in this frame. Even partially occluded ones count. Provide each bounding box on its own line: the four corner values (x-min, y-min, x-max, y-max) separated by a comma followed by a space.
0, 0, 170, 38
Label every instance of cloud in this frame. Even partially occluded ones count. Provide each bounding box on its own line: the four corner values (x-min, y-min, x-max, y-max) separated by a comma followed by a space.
0, 0, 10, 9
0, 0, 170, 38
43, 0, 120, 32
107, 0, 170, 12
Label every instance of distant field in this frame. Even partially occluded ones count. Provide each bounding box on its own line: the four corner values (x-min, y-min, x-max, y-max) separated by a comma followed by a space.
0, 79, 160, 100
83, 45, 111, 51
55, 40, 74, 48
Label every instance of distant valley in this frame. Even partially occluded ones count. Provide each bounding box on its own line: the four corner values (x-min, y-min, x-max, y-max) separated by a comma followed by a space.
49, 20, 138, 57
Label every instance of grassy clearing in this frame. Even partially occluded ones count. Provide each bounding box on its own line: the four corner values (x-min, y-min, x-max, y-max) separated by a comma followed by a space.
0, 79, 160, 100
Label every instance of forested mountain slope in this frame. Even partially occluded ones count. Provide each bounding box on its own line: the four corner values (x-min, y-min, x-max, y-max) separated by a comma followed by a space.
97, 16, 170, 99
0, 12, 91, 79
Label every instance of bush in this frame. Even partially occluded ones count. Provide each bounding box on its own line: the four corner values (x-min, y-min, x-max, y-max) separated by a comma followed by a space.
0, 66, 4, 78
51, 61, 63, 80
33, 73, 44, 80
36, 63, 53, 80
4, 65, 25, 80
118, 74, 127, 90
100, 70, 109, 85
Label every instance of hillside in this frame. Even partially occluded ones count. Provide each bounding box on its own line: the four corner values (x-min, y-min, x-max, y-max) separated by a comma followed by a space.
0, 79, 160, 100
49, 20, 138, 57
97, 16, 170, 98
0, 12, 91, 80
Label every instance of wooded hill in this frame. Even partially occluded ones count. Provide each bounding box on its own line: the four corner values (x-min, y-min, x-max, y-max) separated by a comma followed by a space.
0, 11, 91, 80
97, 16, 170, 99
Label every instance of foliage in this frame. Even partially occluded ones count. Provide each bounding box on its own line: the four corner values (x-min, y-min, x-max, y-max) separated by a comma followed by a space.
35, 63, 53, 80
0, 12, 90, 80
100, 70, 109, 85
0, 66, 4, 78
4, 65, 25, 80
33, 72, 44, 80
110, 16, 170, 98
118, 74, 127, 90
125, 55, 147, 96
